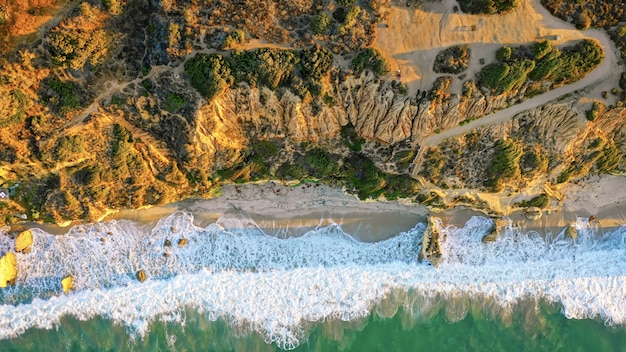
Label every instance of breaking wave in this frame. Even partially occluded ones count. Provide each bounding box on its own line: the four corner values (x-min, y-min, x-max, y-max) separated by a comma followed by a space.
0, 213, 624, 349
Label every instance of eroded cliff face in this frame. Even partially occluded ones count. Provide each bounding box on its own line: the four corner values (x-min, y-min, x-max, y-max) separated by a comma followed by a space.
197, 72, 530, 152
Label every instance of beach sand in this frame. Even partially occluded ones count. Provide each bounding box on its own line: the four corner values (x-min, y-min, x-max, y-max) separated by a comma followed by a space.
16, 175, 625, 241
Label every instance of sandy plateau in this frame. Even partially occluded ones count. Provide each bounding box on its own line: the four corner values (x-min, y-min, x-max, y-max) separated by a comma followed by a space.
376, 0, 595, 93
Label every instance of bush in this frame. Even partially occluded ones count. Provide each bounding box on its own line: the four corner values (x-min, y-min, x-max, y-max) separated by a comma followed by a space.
276, 163, 306, 180
305, 148, 336, 177
311, 12, 331, 35
496, 46, 513, 61
516, 194, 549, 208
533, 40, 552, 60
184, 53, 233, 100
488, 139, 523, 190
433, 45, 470, 74
46, 77, 80, 113
299, 44, 334, 80
352, 48, 389, 75
458, 0, 520, 14
337, 0, 358, 7
55, 135, 85, 162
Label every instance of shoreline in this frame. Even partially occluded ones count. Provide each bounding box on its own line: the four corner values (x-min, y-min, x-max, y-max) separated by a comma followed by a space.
10, 175, 625, 241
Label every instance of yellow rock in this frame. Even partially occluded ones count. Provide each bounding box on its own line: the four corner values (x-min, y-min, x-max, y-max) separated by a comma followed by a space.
15, 229, 33, 253
61, 276, 74, 294
136, 269, 147, 282
0, 252, 17, 288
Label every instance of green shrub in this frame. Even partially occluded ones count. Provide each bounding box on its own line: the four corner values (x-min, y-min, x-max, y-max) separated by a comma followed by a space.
305, 148, 336, 177
311, 12, 331, 35
299, 44, 334, 80
516, 194, 549, 208
184, 53, 233, 100
352, 48, 389, 75
337, 0, 357, 7
54, 135, 85, 162
165, 92, 187, 113
533, 40, 552, 60
596, 142, 621, 173
488, 139, 523, 190
47, 77, 80, 113
496, 46, 512, 61
458, 0, 520, 14
276, 163, 306, 180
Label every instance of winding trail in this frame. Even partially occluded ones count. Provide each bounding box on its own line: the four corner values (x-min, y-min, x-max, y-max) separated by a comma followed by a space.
410, 0, 618, 177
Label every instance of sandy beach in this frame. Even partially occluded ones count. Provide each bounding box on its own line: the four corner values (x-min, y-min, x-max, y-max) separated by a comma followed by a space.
74, 174, 626, 242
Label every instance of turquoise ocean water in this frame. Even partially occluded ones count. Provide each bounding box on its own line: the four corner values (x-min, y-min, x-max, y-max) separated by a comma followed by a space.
1, 212, 625, 351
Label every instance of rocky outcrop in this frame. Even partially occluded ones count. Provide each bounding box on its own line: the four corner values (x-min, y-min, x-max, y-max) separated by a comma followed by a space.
15, 229, 33, 253
62, 276, 73, 294
136, 270, 147, 282
0, 252, 17, 288
419, 217, 443, 267
525, 207, 543, 221
566, 225, 578, 239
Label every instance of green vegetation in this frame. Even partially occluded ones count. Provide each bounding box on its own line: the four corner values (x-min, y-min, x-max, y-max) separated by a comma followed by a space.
352, 48, 389, 75
479, 60, 535, 94
496, 46, 512, 61
586, 101, 604, 121
184, 53, 233, 100
305, 148, 336, 177
341, 124, 365, 152
54, 135, 85, 162
46, 77, 80, 113
433, 45, 471, 74
337, 0, 358, 7
299, 45, 334, 80
165, 92, 187, 113
533, 40, 552, 60
596, 142, 621, 173
479, 39, 602, 95
516, 194, 549, 208
222, 30, 245, 49
311, 13, 331, 36
458, 0, 520, 14
488, 139, 523, 190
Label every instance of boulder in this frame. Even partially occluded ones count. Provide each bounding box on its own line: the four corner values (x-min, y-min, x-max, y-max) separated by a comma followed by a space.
61, 276, 74, 294
419, 217, 442, 267
15, 229, 33, 253
565, 225, 578, 239
178, 238, 188, 248
164, 239, 172, 247
525, 207, 542, 221
482, 220, 499, 243
0, 252, 17, 288
136, 270, 147, 282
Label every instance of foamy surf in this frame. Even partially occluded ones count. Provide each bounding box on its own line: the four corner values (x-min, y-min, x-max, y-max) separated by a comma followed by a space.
0, 213, 625, 349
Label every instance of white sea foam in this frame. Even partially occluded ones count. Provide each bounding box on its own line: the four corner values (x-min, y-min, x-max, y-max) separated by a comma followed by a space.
0, 213, 625, 349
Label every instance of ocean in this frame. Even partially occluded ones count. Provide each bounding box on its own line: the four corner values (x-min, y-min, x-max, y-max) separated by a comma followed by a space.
1, 212, 625, 351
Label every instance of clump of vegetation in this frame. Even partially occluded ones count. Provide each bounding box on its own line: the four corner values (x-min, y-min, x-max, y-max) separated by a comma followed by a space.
479, 39, 603, 95
516, 194, 549, 208
433, 45, 470, 74
586, 101, 604, 121
47, 3, 109, 69
305, 148, 336, 177
45, 77, 80, 113
479, 60, 535, 94
337, 0, 358, 7
352, 48, 389, 75
311, 12, 331, 36
184, 53, 233, 100
542, 0, 626, 29
488, 139, 523, 190
458, 0, 520, 14
222, 30, 246, 49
